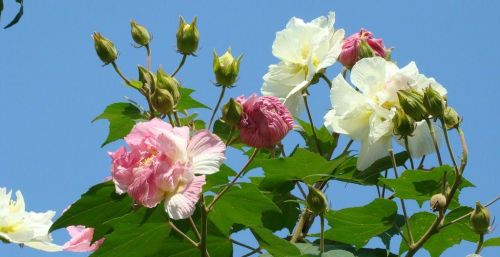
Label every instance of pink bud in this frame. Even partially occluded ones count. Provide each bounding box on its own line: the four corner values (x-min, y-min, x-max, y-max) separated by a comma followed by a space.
339, 28, 386, 68
236, 95, 294, 148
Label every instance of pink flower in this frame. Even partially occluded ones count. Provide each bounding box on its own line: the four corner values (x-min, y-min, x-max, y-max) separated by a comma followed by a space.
236, 95, 294, 148
338, 28, 386, 68
109, 119, 225, 220
63, 226, 104, 252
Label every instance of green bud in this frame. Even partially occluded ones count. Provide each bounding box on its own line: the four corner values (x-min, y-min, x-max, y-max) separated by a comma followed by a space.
92, 32, 118, 65
150, 88, 175, 115
470, 202, 490, 234
137, 65, 155, 86
213, 48, 242, 87
384, 48, 393, 62
130, 20, 151, 46
222, 98, 243, 127
306, 185, 328, 215
423, 86, 446, 118
430, 193, 447, 212
156, 68, 181, 106
358, 40, 375, 59
176, 16, 199, 55
397, 89, 428, 121
393, 108, 416, 138
443, 106, 461, 130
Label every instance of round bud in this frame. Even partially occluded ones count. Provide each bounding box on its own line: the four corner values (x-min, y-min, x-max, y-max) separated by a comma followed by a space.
358, 40, 375, 59
470, 202, 491, 234
92, 32, 118, 65
393, 108, 416, 138
150, 88, 175, 115
423, 86, 446, 118
176, 16, 199, 55
306, 185, 328, 215
397, 88, 427, 121
156, 68, 180, 107
443, 106, 461, 130
430, 193, 447, 212
130, 20, 151, 46
222, 98, 243, 127
213, 48, 242, 87
137, 65, 155, 86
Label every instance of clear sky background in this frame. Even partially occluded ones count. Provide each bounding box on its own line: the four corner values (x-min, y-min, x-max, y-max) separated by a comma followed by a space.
0, 1, 499, 257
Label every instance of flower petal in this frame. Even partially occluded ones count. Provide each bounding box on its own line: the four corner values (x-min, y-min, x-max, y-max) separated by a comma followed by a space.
187, 131, 225, 175
350, 57, 388, 97
165, 176, 205, 220
358, 135, 392, 170
397, 120, 443, 158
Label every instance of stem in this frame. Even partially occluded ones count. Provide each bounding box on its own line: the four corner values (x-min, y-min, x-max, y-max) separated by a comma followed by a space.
145, 44, 151, 71
168, 220, 198, 248
440, 118, 459, 173
231, 239, 262, 253
111, 61, 131, 85
290, 210, 308, 242
303, 93, 323, 157
381, 169, 388, 198
173, 110, 181, 126
200, 197, 209, 257
189, 217, 201, 241
208, 86, 226, 129
341, 67, 348, 78
442, 196, 500, 229
206, 148, 260, 211
389, 149, 414, 245
425, 118, 443, 166
167, 113, 175, 126
475, 233, 484, 254
297, 182, 307, 199
242, 248, 262, 257
342, 139, 353, 155
225, 126, 234, 146
172, 54, 187, 77
320, 214, 325, 254
418, 155, 426, 169
320, 73, 332, 89
404, 137, 415, 170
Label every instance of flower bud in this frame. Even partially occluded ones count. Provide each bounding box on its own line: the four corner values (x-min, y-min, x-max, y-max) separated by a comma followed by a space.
358, 40, 375, 59
213, 48, 242, 87
156, 68, 180, 106
423, 86, 446, 118
470, 202, 491, 234
137, 65, 155, 86
92, 32, 118, 65
397, 89, 427, 121
222, 98, 243, 127
443, 106, 461, 130
130, 20, 151, 46
339, 29, 387, 68
150, 88, 175, 115
430, 193, 447, 212
176, 16, 199, 55
306, 185, 328, 215
393, 108, 416, 138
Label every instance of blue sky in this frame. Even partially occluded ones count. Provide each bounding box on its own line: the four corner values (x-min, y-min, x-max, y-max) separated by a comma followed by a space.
0, 1, 498, 256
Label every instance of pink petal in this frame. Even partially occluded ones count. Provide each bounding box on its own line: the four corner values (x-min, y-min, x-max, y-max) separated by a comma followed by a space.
165, 175, 205, 220
187, 131, 226, 175
63, 226, 104, 252
125, 118, 173, 147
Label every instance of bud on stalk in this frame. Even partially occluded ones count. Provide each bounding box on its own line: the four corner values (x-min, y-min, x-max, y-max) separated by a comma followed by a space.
397, 89, 428, 121
430, 193, 447, 212
130, 20, 151, 46
443, 106, 461, 130
393, 108, 416, 138
213, 48, 242, 87
306, 185, 328, 215
423, 86, 446, 118
156, 68, 181, 105
92, 32, 118, 65
222, 98, 243, 127
470, 202, 491, 234
176, 16, 199, 55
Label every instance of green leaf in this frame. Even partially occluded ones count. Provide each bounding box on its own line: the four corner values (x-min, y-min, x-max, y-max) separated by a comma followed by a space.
324, 199, 398, 248
93, 102, 145, 147
261, 191, 301, 233
378, 214, 405, 252
249, 149, 348, 192
380, 165, 474, 208
176, 87, 210, 111
203, 164, 236, 192
208, 183, 281, 230
179, 113, 206, 130
296, 118, 338, 159
484, 237, 500, 247
50, 182, 133, 241
213, 120, 244, 149
294, 243, 398, 257
251, 226, 301, 256
128, 80, 143, 89
399, 207, 479, 257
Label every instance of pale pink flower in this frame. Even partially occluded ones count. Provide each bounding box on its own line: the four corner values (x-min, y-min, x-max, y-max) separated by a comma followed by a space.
109, 119, 225, 219
339, 28, 386, 68
236, 95, 294, 148
63, 226, 104, 252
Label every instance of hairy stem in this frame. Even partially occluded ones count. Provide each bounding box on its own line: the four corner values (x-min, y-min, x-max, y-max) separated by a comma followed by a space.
172, 54, 187, 77
425, 118, 443, 166
145, 44, 151, 71
303, 93, 323, 157
475, 233, 484, 254
208, 86, 226, 129
440, 118, 459, 173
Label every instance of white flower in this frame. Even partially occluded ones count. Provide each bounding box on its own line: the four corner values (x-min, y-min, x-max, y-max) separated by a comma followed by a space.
0, 187, 62, 252
324, 57, 446, 170
262, 12, 345, 115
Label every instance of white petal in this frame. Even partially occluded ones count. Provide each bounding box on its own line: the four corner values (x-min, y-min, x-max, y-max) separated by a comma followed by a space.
164, 176, 205, 220
397, 120, 443, 158
24, 241, 63, 252
350, 57, 388, 97
187, 131, 225, 175
357, 135, 392, 170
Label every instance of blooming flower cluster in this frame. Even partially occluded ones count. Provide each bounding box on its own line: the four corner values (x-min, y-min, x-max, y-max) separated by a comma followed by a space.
110, 118, 225, 220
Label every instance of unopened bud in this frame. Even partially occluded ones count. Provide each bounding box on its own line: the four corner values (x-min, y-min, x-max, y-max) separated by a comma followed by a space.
137, 65, 155, 86
213, 48, 242, 87
430, 193, 447, 212
92, 32, 118, 65
130, 20, 151, 46
393, 108, 416, 138
443, 106, 461, 130
306, 185, 328, 215
397, 89, 427, 121
156, 68, 180, 106
222, 98, 243, 127
423, 86, 446, 118
176, 16, 199, 55
358, 40, 375, 59
150, 88, 175, 115
470, 202, 491, 234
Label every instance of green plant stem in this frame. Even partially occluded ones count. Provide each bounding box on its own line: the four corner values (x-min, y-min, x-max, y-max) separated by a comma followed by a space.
172, 54, 187, 77
404, 137, 415, 170
241, 248, 262, 257
405, 127, 468, 257
320, 214, 325, 254
168, 220, 198, 248
167, 113, 175, 126
320, 73, 332, 89
418, 155, 426, 169
297, 182, 307, 199
199, 197, 210, 257
389, 149, 415, 245
381, 169, 388, 198
425, 118, 443, 166
173, 110, 181, 126
475, 233, 484, 254
440, 119, 459, 173
441, 196, 499, 229
290, 209, 309, 243
208, 86, 226, 130
145, 44, 151, 71
303, 93, 323, 157
206, 148, 260, 211
111, 61, 131, 85
189, 217, 201, 241
230, 239, 262, 253
342, 139, 353, 155
225, 126, 234, 146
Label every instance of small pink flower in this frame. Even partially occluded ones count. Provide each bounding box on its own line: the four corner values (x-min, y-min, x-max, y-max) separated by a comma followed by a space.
63, 226, 104, 252
236, 95, 294, 148
339, 28, 386, 68
109, 119, 225, 219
